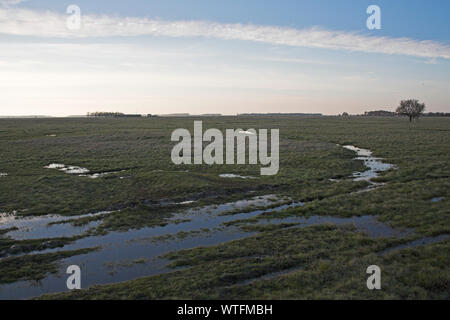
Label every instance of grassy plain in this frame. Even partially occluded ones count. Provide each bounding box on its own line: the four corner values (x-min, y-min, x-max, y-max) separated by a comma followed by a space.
0, 116, 449, 298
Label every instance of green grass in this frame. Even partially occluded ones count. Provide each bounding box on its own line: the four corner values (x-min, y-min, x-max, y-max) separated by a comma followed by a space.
0, 247, 98, 284
0, 116, 449, 299
0, 235, 83, 258
38, 225, 450, 299
0, 116, 367, 217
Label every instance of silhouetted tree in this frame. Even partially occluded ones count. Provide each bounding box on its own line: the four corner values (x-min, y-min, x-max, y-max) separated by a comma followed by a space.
396, 99, 426, 122
87, 112, 125, 117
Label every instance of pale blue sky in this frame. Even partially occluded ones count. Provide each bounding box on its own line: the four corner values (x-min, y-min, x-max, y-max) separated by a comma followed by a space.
0, 0, 449, 115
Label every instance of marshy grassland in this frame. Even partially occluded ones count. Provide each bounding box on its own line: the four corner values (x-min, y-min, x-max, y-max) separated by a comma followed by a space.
0, 116, 449, 299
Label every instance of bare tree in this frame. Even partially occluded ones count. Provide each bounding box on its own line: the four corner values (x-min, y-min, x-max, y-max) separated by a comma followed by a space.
396, 99, 426, 122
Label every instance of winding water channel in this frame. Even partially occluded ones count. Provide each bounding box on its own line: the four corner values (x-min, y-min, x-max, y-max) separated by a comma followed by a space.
0, 145, 437, 299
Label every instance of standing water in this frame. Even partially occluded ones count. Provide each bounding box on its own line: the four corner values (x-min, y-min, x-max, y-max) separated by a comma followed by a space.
0, 146, 409, 299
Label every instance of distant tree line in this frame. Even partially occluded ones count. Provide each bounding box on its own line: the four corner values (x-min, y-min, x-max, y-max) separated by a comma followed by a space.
364, 110, 397, 116
87, 112, 126, 117
359, 99, 448, 121
363, 111, 449, 117
423, 112, 450, 117
87, 112, 157, 118
238, 113, 323, 116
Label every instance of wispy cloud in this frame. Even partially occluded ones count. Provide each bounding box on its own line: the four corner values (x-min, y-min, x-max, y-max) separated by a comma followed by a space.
0, 0, 27, 7
1, 8, 450, 59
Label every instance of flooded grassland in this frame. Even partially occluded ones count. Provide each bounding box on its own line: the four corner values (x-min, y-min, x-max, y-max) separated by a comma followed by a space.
0, 116, 449, 299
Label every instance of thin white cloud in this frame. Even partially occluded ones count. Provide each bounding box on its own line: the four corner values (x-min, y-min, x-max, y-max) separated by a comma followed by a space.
0, 0, 27, 7
255, 57, 340, 65
0, 8, 450, 59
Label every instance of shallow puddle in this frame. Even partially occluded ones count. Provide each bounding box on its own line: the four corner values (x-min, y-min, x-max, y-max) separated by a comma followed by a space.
0, 193, 411, 299
0, 211, 114, 240
343, 145, 395, 184
45, 163, 89, 174
379, 234, 450, 255
0, 212, 17, 224
44, 163, 126, 179
176, 201, 196, 205
219, 174, 256, 179
0, 146, 412, 299
79, 171, 125, 179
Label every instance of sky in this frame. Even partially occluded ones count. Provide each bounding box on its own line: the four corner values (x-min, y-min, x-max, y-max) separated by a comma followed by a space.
0, 0, 449, 116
